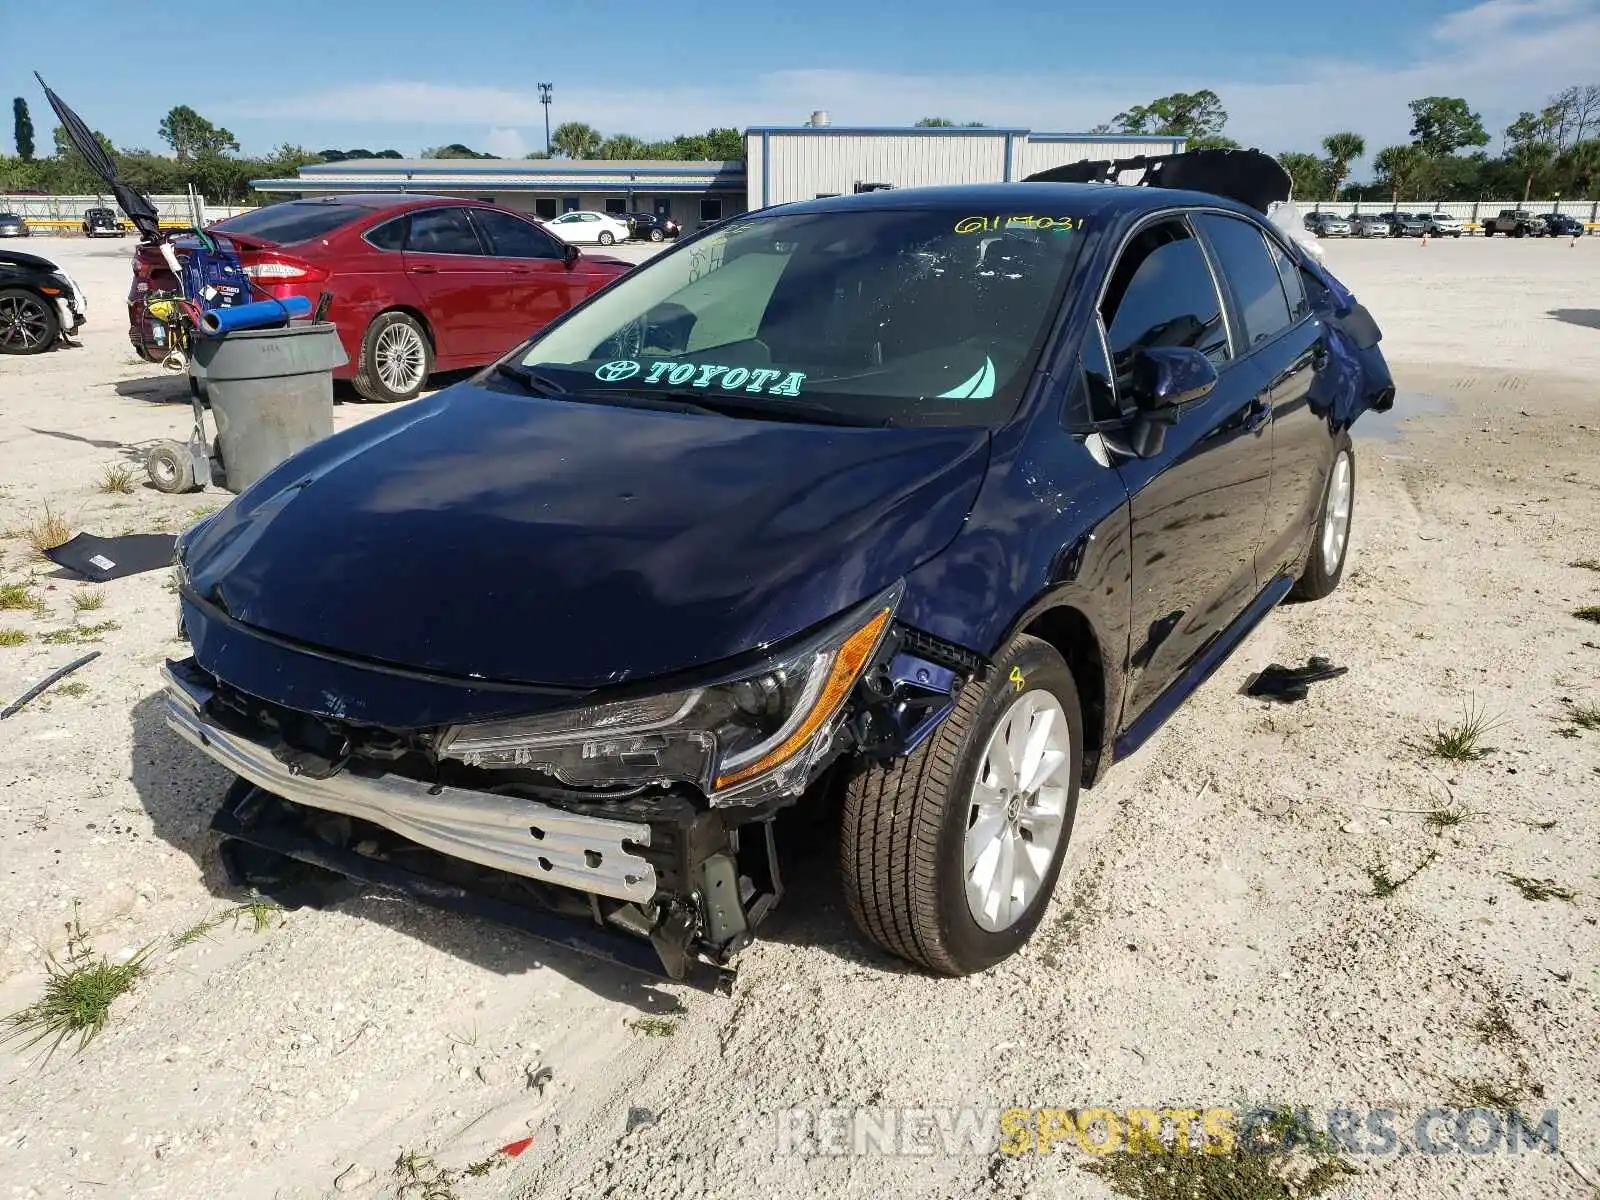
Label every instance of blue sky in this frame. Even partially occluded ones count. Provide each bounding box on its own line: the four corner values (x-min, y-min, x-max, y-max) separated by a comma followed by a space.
8, 0, 1598, 174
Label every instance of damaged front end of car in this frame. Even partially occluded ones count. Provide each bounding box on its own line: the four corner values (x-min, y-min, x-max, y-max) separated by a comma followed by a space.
165, 579, 984, 991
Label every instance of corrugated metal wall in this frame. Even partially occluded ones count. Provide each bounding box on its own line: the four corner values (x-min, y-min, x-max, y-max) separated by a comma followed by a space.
760, 132, 1009, 205
1014, 138, 1182, 179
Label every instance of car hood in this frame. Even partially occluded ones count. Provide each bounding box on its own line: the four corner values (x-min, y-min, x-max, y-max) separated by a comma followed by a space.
182, 382, 991, 690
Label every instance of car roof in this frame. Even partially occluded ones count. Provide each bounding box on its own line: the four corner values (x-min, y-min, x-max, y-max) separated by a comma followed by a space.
762, 181, 1267, 223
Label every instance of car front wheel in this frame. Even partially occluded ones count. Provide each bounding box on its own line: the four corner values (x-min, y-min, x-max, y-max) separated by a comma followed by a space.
0, 287, 60, 354
353, 311, 432, 404
598, 231, 615, 245
841, 634, 1082, 975
649, 228, 664, 242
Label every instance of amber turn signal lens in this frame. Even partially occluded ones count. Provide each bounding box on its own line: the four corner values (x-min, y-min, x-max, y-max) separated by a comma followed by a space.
714, 605, 893, 790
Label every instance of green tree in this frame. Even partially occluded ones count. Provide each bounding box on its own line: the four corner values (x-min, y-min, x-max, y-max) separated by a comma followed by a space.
374, 149, 404, 159
1557, 138, 1600, 196
157, 105, 239, 161
1111, 90, 1228, 139
915, 116, 956, 127
671, 127, 744, 160
1188, 134, 1239, 151
1505, 112, 1557, 202
12, 97, 34, 161
1372, 143, 1430, 205
1406, 96, 1488, 156
1277, 151, 1329, 198
600, 134, 649, 159
1320, 131, 1365, 198
422, 142, 491, 159
523, 150, 552, 160
550, 122, 602, 159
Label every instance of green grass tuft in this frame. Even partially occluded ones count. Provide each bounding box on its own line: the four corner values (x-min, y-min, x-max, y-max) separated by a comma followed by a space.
23, 504, 72, 558
627, 1015, 679, 1038
40, 620, 120, 645
0, 628, 28, 647
1570, 558, 1600, 572
70, 588, 105, 613
1422, 699, 1499, 761
0, 581, 40, 611
1424, 805, 1469, 830
1, 944, 156, 1058
1564, 701, 1600, 730
1575, 606, 1600, 624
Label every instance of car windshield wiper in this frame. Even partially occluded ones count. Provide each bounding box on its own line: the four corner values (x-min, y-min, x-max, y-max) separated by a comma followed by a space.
608, 388, 890, 428
492, 362, 571, 395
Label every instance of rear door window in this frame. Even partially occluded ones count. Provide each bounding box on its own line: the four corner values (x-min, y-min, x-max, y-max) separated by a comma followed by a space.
404, 207, 486, 255
1268, 239, 1309, 321
470, 208, 563, 259
211, 201, 366, 244
1196, 213, 1294, 348
1100, 218, 1230, 392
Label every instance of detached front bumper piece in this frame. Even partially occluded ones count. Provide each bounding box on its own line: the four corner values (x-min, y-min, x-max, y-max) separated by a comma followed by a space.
162, 660, 753, 991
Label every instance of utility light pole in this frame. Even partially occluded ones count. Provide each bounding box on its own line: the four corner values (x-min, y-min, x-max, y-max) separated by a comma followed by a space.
539, 83, 553, 156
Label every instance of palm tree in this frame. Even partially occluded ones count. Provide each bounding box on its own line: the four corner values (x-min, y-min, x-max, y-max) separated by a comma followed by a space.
1372, 143, 1427, 207
1557, 139, 1600, 197
550, 121, 602, 160
1320, 132, 1365, 201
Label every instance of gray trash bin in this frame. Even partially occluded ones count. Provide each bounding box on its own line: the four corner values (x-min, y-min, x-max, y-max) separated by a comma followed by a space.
189, 322, 348, 494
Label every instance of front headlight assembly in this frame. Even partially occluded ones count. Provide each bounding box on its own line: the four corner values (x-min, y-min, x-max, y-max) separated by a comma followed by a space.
437, 584, 902, 806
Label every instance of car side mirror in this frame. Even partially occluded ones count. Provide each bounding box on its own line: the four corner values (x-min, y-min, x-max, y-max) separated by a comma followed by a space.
1120, 347, 1218, 458
563, 243, 581, 269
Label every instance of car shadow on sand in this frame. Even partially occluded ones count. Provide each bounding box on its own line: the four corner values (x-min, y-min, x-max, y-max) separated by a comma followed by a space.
1547, 308, 1600, 331
127, 687, 687, 1012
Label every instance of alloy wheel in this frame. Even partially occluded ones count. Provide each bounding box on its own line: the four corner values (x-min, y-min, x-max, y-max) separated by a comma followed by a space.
0, 293, 51, 351
374, 322, 426, 394
963, 689, 1072, 932
1321, 451, 1353, 575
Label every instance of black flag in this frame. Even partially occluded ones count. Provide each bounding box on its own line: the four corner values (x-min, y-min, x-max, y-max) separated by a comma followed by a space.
34, 72, 164, 241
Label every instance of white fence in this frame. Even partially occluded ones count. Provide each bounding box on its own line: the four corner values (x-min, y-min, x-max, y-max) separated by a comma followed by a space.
0, 193, 258, 232
1302, 198, 1598, 227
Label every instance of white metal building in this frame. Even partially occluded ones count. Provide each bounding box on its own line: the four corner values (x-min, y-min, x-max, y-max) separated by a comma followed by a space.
250, 126, 1186, 224
745, 124, 1186, 208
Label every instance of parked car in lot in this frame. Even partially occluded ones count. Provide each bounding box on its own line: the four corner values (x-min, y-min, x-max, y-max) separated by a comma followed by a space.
1303, 212, 1350, 237
542, 210, 633, 246
1420, 211, 1463, 236
1, 247, 86, 353
1481, 209, 1546, 237
1378, 211, 1429, 237
82, 207, 126, 237
1538, 212, 1586, 237
626, 212, 681, 242
1346, 214, 1390, 237
129, 194, 631, 402
166, 178, 1394, 983
0, 212, 31, 238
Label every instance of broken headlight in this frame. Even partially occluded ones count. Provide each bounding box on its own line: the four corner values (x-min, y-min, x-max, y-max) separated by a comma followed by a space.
437, 583, 901, 805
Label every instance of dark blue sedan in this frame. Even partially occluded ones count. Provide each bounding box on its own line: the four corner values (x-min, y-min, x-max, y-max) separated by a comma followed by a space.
167, 164, 1394, 984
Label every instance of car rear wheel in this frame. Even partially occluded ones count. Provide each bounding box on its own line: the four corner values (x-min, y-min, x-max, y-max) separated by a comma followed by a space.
649, 227, 664, 242
841, 634, 1082, 975
0, 287, 59, 355
1291, 438, 1355, 601
354, 311, 432, 404
598, 231, 615, 246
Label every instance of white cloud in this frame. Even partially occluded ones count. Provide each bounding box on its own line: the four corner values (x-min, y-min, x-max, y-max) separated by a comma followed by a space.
225, 0, 1600, 172
483, 126, 530, 158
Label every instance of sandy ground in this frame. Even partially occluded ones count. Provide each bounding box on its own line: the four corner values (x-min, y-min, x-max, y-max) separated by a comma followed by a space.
0, 233, 1597, 1200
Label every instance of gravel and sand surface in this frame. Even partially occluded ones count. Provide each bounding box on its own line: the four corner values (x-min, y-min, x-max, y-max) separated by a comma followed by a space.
0, 234, 1597, 1199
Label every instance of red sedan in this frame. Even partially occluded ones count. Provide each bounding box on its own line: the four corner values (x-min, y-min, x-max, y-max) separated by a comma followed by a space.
129, 194, 632, 402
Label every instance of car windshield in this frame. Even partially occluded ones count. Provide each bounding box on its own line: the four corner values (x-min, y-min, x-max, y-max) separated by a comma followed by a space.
508, 206, 1087, 427
210, 200, 369, 244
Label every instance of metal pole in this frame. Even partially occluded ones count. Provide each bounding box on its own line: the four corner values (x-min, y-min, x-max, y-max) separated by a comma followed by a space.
539, 83, 553, 156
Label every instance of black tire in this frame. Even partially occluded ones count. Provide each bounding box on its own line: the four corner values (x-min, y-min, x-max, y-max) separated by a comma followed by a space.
649, 227, 664, 242
0, 286, 60, 355
1291, 437, 1355, 601
353, 311, 432, 404
1512, 225, 1526, 238
147, 441, 197, 494
841, 634, 1083, 975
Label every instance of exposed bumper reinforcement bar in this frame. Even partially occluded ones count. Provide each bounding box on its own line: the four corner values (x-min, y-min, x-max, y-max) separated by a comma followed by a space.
162, 661, 659, 905
209, 781, 733, 992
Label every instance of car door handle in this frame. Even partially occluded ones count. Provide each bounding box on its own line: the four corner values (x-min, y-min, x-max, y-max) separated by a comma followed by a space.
409, 265, 437, 275
1244, 396, 1272, 434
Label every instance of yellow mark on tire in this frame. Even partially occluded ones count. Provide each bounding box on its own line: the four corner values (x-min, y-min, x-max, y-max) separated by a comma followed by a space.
1009, 666, 1026, 692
